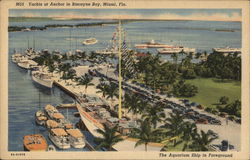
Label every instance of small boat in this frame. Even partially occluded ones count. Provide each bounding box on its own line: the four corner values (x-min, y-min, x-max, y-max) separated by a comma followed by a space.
31, 70, 54, 88
82, 38, 98, 45
44, 104, 59, 117
48, 128, 70, 149
66, 129, 86, 148
35, 110, 47, 126
23, 134, 48, 151
46, 120, 60, 129
60, 119, 74, 129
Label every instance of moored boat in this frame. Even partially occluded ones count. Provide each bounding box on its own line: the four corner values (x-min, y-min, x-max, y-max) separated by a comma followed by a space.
44, 104, 58, 116
135, 40, 172, 48
17, 60, 38, 70
46, 119, 60, 129
48, 128, 70, 149
212, 47, 241, 53
66, 129, 86, 148
23, 134, 48, 151
157, 47, 183, 54
31, 70, 54, 88
35, 110, 47, 126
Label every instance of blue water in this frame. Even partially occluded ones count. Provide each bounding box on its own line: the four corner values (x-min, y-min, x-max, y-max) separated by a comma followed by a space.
8, 19, 241, 151
8, 55, 92, 151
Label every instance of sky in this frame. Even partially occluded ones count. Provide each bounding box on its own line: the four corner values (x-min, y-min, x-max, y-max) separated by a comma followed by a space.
9, 9, 242, 21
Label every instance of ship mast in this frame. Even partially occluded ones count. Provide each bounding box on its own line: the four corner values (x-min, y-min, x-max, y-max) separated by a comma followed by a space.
118, 20, 122, 119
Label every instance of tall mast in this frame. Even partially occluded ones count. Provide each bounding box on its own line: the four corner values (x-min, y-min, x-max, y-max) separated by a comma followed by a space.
27, 37, 30, 49
118, 20, 122, 119
33, 35, 35, 50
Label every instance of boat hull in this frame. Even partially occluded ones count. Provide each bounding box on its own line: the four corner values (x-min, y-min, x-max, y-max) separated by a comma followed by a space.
32, 73, 53, 88
76, 104, 103, 138
23, 134, 48, 151
48, 133, 70, 149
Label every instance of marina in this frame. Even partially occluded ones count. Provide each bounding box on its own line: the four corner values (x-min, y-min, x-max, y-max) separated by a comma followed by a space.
9, 11, 242, 152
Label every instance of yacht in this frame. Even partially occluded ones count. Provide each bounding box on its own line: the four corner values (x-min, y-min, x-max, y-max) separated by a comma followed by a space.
135, 40, 172, 48
23, 134, 48, 151
17, 59, 38, 70
82, 38, 98, 45
48, 128, 70, 149
35, 110, 47, 126
31, 70, 54, 88
212, 47, 241, 53
66, 129, 86, 148
157, 47, 183, 54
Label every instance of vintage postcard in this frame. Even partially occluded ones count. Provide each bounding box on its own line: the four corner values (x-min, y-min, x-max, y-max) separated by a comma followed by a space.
0, 0, 249, 159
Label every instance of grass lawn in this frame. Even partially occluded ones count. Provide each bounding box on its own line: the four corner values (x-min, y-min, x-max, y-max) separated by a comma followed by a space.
181, 78, 241, 108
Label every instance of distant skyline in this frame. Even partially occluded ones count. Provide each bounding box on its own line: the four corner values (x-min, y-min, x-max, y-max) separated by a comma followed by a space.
10, 9, 242, 21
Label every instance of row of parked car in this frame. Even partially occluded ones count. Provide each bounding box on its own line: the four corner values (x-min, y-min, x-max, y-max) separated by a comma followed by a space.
93, 69, 222, 125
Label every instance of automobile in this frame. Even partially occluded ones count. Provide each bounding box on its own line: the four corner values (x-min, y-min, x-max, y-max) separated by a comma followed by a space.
195, 118, 208, 124
210, 119, 221, 125
235, 118, 241, 124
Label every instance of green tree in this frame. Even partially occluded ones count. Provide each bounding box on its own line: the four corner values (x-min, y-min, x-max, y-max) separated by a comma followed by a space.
142, 102, 166, 129
189, 130, 218, 151
94, 124, 123, 151
132, 119, 159, 151
219, 96, 229, 105
76, 73, 94, 93
161, 112, 186, 146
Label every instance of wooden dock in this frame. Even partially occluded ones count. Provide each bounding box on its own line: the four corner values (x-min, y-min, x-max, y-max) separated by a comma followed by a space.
57, 103, 77, 109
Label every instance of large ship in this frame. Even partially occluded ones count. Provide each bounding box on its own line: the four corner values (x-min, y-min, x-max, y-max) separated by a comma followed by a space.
212, 47, 241, 53
23, 134, 48, 151
135, 40, 173, 48
31, 70, 54, 88
157, 46, 196, 54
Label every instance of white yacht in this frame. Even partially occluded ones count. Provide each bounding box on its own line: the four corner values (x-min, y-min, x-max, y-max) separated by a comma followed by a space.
66, 129, 86, 148
212, 47, 241, 53
157, 47, 183, 54
82, 38, 98, 45
31, 70, 54, 88
135, 40, 172, 48
17, 59, 38, 70
48, 128, 70, 149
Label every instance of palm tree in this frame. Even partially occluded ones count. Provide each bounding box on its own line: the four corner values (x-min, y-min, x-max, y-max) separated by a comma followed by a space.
189, 130, 218, 151
142, 103, 165, 129
76, 73, 94, 93
123, 92, 143, 119
181, 122, 197, 151
106, 82, 119, 109
96, 82, 109, 98
171, 53, 178, 73
132, 119, 159, 151
161, 112, 186, 146
94, 124, 123, 151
